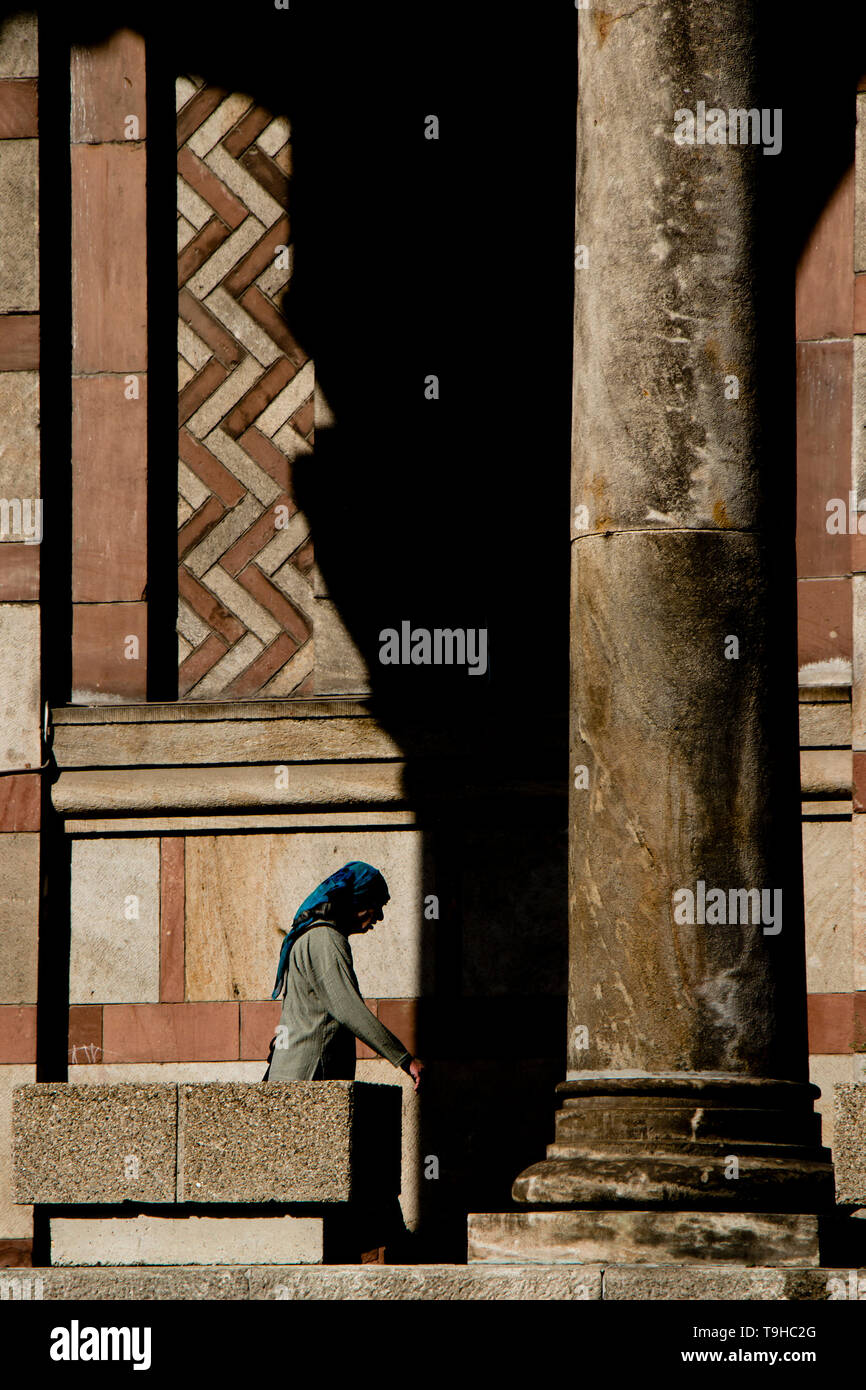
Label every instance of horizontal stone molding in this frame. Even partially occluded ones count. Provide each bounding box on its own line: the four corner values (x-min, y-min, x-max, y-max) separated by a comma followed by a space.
64, 811, 419, 834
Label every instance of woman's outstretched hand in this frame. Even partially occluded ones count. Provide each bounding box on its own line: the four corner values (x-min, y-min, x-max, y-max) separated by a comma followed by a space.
408, 1058, 425, 1093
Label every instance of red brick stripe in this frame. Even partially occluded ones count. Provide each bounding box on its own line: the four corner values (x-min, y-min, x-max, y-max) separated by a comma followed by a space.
102, 1003, 239, 1063
0, 544, 39, 600
807, 993, 866, 1053
223, 632, 299, 697
176, 85, 226, 148
178, 145, 248, 230
178, 567, 245, 644
0, 1006, 36, 1063
178, 288, 244, 368
68, 1005, 103, 1066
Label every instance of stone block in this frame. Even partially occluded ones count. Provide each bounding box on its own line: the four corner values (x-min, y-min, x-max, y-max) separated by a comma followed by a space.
50, 1214, 323, 1266
12, 1083, 177, 1204
11, 1267, 247, 1299
71, 602, 148, 703
250, 1265, 602, 1300
0, 1065, 34, 1237
101, 1003, 239, 1062
0, 371, 39, 494
834, 1083, 866, 1203
184, 830, 426, 1002
0, 604, 40, 768
854, 813, 866, 991
0, 772, 40, 831
603, 1266, 862, 1300
0, 1006, 36, 1063
0, 14, 38, 77
72, 374, 147, 602
0, 142, 37, 312
70, 30, 146, 144
70, 838, 160, 1004
797, 162, 854, 337
467, 1211, 819, 1266
798, 577, 852, 674
313, 597, 370, 693
0, 832, 38, 1002
177, 1081, 400, 1203
799, 700, 851, 748
803, 820, 853, 993
68, 1062, 266, 1085
71, 143, 146, 371
796, 345, 854, 584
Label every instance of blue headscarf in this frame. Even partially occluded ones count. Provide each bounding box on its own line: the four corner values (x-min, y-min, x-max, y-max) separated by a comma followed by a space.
271, 860, 390, 999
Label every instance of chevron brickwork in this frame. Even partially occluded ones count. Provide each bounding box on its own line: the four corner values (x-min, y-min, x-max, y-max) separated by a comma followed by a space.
176, 77, 316, 699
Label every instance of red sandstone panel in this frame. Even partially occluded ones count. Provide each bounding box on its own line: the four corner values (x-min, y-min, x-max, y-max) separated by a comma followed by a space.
239, 1000, 281, 1060
102, 1002, 240, 1063
796, 164, 854, 342
70, 30, 146, 144
71, 601, 148, 700
855, 274, 866, 335
0, 773, 40, 831
807, 993, 857, 1053
0, 1005, 36, 1063
797, 577, 853, 671
795, 341, 854, 579
0, 78, 37, 138
0, 314, 38, 369
0, 544, 38, 601
71, 143, 146, 372
160, 838, 185, 1003
72, 374, 147, 602
376, 1000, 418, 1057
356, 999, 379, 1060
68, 1005, 103, 1066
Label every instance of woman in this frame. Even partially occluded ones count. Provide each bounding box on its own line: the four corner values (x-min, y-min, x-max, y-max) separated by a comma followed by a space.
264, 860, 425, 1091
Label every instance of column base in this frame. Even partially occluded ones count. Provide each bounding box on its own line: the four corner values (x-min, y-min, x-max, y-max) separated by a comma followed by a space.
467, 1210, 820, 1266
512, 1075, 835, 1212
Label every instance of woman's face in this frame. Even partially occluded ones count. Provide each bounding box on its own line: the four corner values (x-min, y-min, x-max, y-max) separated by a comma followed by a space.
355, 905, 384, 932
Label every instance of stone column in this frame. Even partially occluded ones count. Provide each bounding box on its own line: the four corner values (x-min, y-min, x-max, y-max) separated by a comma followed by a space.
500, 1, 834, 1249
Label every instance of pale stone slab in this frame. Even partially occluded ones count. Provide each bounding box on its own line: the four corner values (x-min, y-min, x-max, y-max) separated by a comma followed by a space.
834, 1083, 866, 1203
0, 371, 40, 495
0, 14, 38, 76
12, 1267, 247, 1299
52, 763, 407, 815
799, 701, 852, 747
13, 1083, 177, 1204
0, 1065, 34, 1237
0, 142, 37, 311
802, 819, 853, 993
0, 604, 40, 769
69, 838, 160, 1004
70, 1062, 267, 1085
800, 749, 852, 795
467, 1211, 819, 1266
252, 1265, 601, 1300
809, 1054, 854, 1155
65, 812, 418, 834
313, 599, 371, 694
51, 1215, 323, 1266
184, 830, 424, 1001
0, 832, 39, 1002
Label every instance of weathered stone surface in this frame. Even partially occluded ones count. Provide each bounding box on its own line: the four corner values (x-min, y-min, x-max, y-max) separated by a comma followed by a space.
72, 374, 147, 602
51, 1215, 323, 1266
69, 838, 160, 1004
177, 1081, 399, 1203
800, 750, 852, 796
0, 371, 39, 495
52, 762, 406, 814
0, 604, 40, 769
803, 820, 853, 993
0, 1065, 34, 1237
250, 1265, 603, 1301
5, 1267, 247, 1300
467, 1211, 819, 1266
833, 1084, 866, 1203
313, 598, 371, 694
69, 1062, 267, 1085
0, 832, 39, 1003
0, 14, 38, 77
13, 1084, 176, 1204
605, 1266, 866, 1301
184, 830, 424, 1001
51, 713, 402, 768
71, 143, 146, 371
798, 701, 851, 748
70, 30, 146, 144
0, 143, 37, 312
71, 601, 148, 703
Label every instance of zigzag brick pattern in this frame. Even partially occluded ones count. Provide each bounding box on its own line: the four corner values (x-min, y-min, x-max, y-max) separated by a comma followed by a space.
176, 77, 316, 698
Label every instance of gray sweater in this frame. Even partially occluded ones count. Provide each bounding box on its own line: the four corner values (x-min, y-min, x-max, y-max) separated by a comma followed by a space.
266, 923, 413, 1081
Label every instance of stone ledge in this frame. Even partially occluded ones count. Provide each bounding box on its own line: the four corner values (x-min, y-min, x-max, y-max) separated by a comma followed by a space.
834, 1084, 866, 1203
1, 1265, 864, 1301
